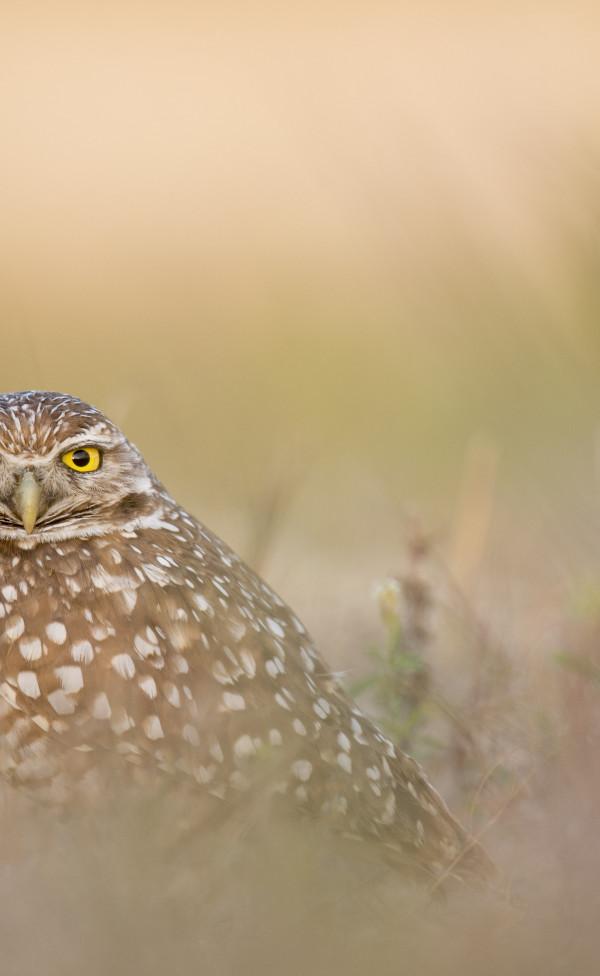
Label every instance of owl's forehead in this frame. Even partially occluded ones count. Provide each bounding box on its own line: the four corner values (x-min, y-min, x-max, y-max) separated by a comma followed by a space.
0, 391, 120, 456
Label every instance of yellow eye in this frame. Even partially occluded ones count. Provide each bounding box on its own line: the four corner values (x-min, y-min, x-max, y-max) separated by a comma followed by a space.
61, 447, 102, 472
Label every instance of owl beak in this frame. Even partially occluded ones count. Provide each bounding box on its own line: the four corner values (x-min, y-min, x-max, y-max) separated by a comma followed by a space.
14, 470, 44, 534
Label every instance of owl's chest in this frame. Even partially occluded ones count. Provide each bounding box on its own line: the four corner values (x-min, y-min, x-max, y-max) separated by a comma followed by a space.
0, 541, 231, 798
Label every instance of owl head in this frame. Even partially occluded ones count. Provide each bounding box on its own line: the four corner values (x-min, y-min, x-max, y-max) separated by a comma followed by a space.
0, 391, 160, 542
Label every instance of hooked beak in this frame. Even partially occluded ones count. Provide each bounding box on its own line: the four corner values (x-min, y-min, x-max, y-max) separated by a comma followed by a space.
14, 470, 44, 534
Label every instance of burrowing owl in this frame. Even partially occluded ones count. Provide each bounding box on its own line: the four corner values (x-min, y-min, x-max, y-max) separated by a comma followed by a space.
0, 390, 491, 886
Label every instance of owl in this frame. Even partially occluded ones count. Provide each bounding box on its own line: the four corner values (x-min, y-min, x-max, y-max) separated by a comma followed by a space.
0, 390, 492, 888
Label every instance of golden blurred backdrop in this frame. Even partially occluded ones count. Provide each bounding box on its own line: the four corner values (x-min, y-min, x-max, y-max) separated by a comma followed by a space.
2, 0, 600, 654
2, 3, 600, 972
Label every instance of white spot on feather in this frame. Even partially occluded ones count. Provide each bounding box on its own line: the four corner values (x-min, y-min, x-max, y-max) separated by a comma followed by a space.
195, 765, 215, 784
5, 616, 24, 640
164, 683, 181, 708
229, 620, 246, 641
142, 564, 170, 585
233, 734, 256, 759
54, 666, 84, 694
143, 715, 164, 740
221, 692, 245, 711
299, 647, 315, 673
90, 625, 109, 641
91, 692, 112, 720
337, 732, 351, 752
110, 708, 134, 735
90, 566, 130, 592
351, 716, 367, 745
313, 698, 330, 720
121, 589, 137, 613
209, 740, 224, 762
266, 658, 284, 678
192, 593, 212, 615
138, 675, 157, 699
291, 759, 312, 781
45, 622, 66, 644
19, 638, 42, 661
71, 640, 94, 664
212, 661, 234, 685
0, 681, 17, 704
17, 671, 40, 698
269, 728, 282, 746
239, 649, 256, 678
183, 723, 200, 746
111, 654, 136, 679
266, 617, 285, 638
134, 635, 160, 658
376, 792, 397, 825
47, 689, 76, 715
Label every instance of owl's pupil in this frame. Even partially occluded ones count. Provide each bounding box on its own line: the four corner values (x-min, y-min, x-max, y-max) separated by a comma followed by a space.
71, 450, 90, 467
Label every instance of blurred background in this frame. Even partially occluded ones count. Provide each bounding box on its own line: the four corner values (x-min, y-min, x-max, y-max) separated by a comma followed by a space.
2, 1, 600, 971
